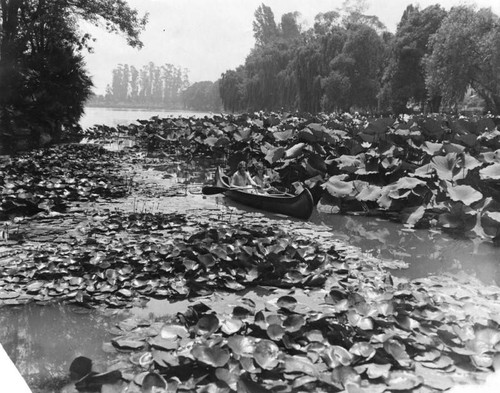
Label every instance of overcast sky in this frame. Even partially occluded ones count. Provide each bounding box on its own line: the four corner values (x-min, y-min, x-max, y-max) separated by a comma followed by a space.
83, 0, 500, 94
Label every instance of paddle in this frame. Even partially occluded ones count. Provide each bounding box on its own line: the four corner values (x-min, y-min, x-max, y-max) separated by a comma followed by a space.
202, 185, 294, 197
202, 186, 231, 195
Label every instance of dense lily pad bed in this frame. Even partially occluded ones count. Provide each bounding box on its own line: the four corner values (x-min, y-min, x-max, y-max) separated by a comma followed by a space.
1, 134, 500, 392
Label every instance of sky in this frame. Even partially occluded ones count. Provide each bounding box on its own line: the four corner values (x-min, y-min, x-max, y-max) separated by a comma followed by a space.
82, 0, 500, 95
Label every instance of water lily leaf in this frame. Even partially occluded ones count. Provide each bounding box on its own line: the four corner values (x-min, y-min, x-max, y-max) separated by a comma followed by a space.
141, 371, 166, 393
194, 314, 220, 336
480, 163, 500, 180
356, 184, 383, 202
345, 383, 386, 393
284, 355, 321, 376
149, 336, 177, 351
227, 335, 256, 357
384, 339, 411, 367
283, 314, 305, 332
349, 342, 375, 359
160, 324, 188, 340
221, 318, 243, 335
237, 373, 269, 393
323, 345, 354, 368
384, 371, 423, 390
191, 343, 230, 367
253, 339, 279, 370
421, 142, 443, 156
323, 179, 355, 198
197, 253, 215, 267
111, 339, 146, 351
335, 155, 362, 172
267, 324, 285, 341
356, 363, 391, 379
479, 149, 500, 164
431, 153, 463, 181
233, 128, 252, 142
285, 143, 306, 159
304, 329, 324, 343
421, 355, 454, 370
233, 306, 253, 319
447, 185, 483, 206
264, 146, 285, 164
414, 364, 454, 391
277, 295, 297, 310
273, 129, 294, 141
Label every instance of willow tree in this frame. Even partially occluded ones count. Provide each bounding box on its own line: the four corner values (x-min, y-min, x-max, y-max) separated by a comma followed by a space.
0, 0, 147, 153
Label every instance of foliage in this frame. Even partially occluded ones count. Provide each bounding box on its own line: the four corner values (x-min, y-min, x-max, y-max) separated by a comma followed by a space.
425, 6, 500, 114
0, 0, 147, 153
181, 80, 223, 112
220, 4, 388, 114
381, 4, 447, 114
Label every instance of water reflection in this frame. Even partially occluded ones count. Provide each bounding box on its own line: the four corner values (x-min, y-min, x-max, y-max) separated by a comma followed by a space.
0, 304, 123, 392
310, 209, 500, 286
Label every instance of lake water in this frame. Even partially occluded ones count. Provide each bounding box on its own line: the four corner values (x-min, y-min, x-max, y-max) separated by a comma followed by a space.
80, 107, 216, 129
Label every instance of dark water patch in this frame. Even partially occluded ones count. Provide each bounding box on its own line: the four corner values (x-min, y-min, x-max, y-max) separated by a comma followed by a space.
0, 303, 126, 392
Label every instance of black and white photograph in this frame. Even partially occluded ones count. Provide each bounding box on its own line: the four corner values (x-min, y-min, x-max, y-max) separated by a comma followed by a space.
1, 0, 500, 392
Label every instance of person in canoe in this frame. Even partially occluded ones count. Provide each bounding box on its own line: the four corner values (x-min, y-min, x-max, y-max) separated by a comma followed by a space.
230, 161, 259, 190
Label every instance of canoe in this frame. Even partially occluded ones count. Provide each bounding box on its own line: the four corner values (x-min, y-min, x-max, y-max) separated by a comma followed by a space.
214, 167, 314, 220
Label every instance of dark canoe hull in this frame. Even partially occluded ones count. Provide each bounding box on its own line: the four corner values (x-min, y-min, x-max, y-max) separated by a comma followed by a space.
215, 167, 314, 220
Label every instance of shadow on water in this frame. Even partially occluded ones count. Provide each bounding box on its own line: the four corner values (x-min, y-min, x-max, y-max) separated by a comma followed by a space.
0, 303, 126, 391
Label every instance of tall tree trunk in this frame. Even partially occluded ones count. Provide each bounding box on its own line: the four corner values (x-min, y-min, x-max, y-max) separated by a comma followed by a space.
0, 0, 23, 154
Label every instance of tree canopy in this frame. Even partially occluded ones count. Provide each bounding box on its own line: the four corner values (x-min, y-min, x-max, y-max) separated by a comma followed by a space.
0, 0, 147, 153
425, 6, 500, 114
219, 3, 500, 116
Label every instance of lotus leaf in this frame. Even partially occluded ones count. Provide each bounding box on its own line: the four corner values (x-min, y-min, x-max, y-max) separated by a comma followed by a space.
447, 185, 483, 206
480, 163, 500, 180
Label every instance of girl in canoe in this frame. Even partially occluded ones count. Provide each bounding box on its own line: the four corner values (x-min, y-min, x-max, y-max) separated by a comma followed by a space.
230, 161, 259, 189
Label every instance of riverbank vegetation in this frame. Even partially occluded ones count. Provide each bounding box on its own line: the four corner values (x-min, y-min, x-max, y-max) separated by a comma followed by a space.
0, 0, 147, 154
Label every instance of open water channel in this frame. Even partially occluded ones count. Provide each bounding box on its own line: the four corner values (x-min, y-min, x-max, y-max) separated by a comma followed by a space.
1, 107, 499, 391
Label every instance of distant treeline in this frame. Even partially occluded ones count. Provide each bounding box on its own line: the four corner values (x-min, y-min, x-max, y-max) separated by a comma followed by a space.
89, 3, 499, 116
218, 3, 498, 115
88, 62, 222, 111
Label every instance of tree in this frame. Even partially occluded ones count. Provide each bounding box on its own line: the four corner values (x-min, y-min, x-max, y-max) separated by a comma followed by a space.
253, 3, 278, 47
219, 67, 246, 112
280, 12, 301, 42
325, 24, 387, 112
381, 4, 446, 114
425, 6, 500, 114
0, 0, 147, 153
